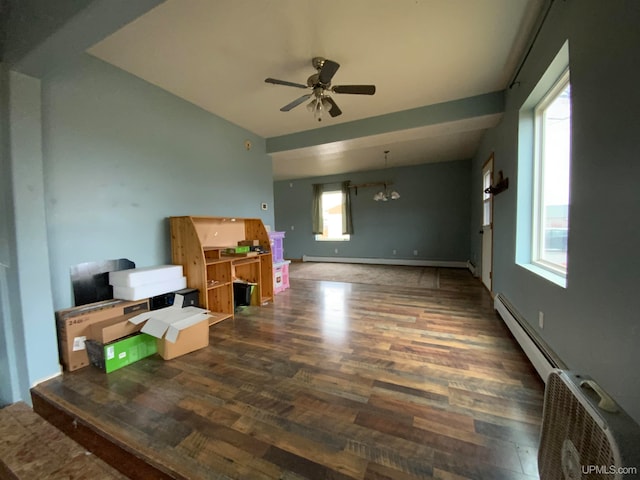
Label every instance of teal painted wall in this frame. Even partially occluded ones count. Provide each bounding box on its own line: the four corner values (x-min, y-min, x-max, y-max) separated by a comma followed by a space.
274, 160, 470, 262
5, 0, 165, 77
470, 0, 640, 422
0, 65, 22, 405
0, 68, 9, 270
0, 68, 61, 406
9, 70, 60, 396
4, 0, 93, 63
42, 55, 274, 310
0, 0, 189, 407
2, 52, 273, 406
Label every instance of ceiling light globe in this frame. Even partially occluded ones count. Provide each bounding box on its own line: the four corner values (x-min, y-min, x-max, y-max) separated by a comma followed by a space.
306, 99, 316, 113
314, 100, 323, 122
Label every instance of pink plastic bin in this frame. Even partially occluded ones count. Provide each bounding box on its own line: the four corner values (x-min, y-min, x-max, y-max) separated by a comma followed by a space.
273, 260, 290, 294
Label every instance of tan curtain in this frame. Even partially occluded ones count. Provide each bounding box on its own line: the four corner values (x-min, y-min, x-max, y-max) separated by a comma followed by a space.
341, 181, 353, 235
312, 183, 323, 234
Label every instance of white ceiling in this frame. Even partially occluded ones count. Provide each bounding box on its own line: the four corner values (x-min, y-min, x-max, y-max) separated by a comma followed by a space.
87, 0, 543, 180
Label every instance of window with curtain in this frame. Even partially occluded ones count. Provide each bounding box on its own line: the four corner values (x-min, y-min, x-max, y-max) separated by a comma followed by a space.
312, 181, 352, 241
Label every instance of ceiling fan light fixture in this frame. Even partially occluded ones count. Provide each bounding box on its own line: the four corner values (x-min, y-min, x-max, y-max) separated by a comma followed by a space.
313, 100, 324, 122
306, 99, 316, 112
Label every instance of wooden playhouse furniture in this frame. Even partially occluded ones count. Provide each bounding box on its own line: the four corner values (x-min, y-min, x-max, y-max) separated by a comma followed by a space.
169, 216, 274, 325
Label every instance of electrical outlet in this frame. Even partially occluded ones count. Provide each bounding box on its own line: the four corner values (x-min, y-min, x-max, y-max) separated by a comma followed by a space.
413, 250, 418, 256
291, 225, 295, 230
334, 248, 339, 254
260, 202, 268, 211
539, 311, 544, 329
392, 249, 397, 255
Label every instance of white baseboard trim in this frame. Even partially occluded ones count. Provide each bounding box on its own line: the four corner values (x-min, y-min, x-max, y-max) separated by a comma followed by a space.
467, 260, 478, 276
301, 255, 467, 268
31, 369, 62, 388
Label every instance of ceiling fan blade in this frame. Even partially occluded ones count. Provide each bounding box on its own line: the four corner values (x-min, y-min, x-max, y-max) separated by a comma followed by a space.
325, 97, 342, 117
318, 59, 340, 84
332, 85, 376, 95
265, 77, 308, 89
280, 94, 312, 112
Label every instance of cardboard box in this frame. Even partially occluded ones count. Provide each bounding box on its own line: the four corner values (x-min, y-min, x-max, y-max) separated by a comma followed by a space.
157, 317, 209, 360
129, 294, 210, 360
55, 299, 149, 371
88, 313, 144, 344
85, 333, 157, 373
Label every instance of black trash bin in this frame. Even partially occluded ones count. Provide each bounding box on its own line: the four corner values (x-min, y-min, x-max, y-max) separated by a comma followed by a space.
233, 282, 253, 308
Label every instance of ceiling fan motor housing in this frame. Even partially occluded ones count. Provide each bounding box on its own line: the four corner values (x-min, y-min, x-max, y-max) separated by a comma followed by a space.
307, 73, 325, 88
312, 57, 326, 71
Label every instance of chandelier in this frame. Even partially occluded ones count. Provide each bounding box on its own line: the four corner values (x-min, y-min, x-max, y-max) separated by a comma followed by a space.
373, 151, 400, 201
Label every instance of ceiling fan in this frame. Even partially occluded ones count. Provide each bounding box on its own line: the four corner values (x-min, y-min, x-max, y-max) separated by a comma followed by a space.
265, 57, 376, 122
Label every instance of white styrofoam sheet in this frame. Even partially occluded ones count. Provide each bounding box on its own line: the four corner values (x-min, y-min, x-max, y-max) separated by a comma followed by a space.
113, 276, 187, 301
109, 265, 183, 288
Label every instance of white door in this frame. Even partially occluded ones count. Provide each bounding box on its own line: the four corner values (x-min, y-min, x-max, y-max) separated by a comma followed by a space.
481, 155, 493, 292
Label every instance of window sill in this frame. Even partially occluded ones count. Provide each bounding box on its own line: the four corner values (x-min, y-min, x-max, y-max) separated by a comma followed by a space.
519, 263, 567, 288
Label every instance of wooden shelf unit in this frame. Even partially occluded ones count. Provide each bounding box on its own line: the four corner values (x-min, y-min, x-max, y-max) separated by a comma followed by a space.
169, 216, 274, 322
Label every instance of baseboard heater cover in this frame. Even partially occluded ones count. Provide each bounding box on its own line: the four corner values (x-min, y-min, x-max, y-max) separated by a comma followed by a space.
494, 293, 565, 383
301, 256, 467, 268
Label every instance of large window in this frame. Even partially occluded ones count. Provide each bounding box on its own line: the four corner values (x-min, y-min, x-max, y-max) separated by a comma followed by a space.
315, 191, 351, 241
516, 42, 570, 287
533, 70, 571, 275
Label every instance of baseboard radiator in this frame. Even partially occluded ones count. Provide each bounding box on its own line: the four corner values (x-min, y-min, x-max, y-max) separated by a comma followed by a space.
494, 293, 566, 383
301, 255, 467, 268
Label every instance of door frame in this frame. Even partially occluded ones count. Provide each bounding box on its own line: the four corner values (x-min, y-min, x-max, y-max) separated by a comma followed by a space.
481, 153, 494, 293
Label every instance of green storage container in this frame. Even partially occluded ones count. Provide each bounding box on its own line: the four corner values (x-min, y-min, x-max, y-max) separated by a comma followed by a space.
86, 333, 157, 373
225, 245, 250, 254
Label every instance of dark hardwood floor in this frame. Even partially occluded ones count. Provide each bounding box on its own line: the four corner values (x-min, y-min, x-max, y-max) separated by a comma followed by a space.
32, 268, 544, 480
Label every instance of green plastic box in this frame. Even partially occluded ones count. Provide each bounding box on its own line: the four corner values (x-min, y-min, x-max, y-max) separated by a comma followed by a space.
85, 333, 157, 373
225, 245, 250, 254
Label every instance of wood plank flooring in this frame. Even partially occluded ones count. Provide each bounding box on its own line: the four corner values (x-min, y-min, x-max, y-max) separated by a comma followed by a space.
32, 268, 544, 480
0, 402, 128, 479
